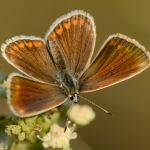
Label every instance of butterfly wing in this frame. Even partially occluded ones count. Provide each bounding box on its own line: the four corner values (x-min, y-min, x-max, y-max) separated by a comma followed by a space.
46, 10, 96, 78
1, 36, 56, 83
7, 73, 67, 117
79, 34, 150, 93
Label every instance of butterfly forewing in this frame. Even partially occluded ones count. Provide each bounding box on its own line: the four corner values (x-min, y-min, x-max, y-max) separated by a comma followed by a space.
7, 73, 67, 117
1, 37, 56, 84
79, 34, 150, 93
46, 10, 96, 78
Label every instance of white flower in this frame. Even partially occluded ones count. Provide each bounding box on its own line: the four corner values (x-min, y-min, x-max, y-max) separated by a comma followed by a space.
39, 124, 77, 149
68, 104, 96, 126
0, 144, 7, 150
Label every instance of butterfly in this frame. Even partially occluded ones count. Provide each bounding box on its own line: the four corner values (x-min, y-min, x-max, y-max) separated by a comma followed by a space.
1, 10, 150, 117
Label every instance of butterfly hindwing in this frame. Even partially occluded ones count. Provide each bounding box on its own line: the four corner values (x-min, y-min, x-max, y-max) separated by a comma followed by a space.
7, 73, 67, 117
79, 34, 150, 93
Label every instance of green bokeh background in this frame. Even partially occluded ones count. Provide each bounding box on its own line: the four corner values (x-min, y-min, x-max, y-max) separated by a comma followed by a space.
0, 0, 150, 150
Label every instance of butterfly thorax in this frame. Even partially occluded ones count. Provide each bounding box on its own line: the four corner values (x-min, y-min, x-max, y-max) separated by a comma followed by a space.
58, 71, 79, 103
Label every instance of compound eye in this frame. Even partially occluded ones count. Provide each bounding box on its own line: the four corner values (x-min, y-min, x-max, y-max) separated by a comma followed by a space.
69, 96, 74, 100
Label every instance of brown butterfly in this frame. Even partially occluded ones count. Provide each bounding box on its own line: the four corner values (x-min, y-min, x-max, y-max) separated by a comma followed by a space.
1, 10, 150, 117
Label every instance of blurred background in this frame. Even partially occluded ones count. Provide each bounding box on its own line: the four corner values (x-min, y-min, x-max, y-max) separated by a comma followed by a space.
0, 0, 150, 150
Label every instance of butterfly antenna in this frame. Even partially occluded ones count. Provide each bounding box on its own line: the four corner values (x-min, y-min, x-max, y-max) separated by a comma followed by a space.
80, 95, 112, 116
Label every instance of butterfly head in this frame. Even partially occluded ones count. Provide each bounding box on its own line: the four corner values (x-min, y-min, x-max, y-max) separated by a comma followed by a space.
69, 93, 79, 103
